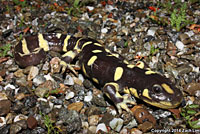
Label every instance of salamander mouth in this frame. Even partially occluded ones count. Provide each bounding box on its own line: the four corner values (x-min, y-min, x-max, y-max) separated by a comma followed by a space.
142, 98, 183, 109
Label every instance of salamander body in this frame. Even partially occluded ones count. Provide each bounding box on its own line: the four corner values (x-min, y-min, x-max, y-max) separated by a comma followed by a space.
14, 33, 183, 112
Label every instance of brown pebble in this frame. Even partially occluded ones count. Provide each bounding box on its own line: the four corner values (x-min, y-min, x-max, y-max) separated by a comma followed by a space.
138, 121, 154, 132
132, 107, 156, 125
0, 100, 11, 116
184, 82, 200, 96
0, 69, 6, 77
67, 102, 84, 112
27, 116, 37, 129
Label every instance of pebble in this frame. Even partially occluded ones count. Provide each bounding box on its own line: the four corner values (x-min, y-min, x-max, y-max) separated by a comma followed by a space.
175, 41, 185, 50
33, 75, 46, 86
179, 33, 191, 45
147, 27, 157, 36
34, 87, 49, 98
42, 61, 50, 71
27, 116, 37, 129
130, 128, 143, 134
101, 28, 108, 33
88, 115, 100, 126
50, 57, 61, 73
0, 100, 11, 116
0, 92, 8, 101
84, 94, 93, 102
65, 91, 75, 100
96, 123, 108, 133
0, 117, 6, 127
16, 76, 28, 87
27, 66, 39, 81
184, 82, 200, 96
124, 119, 138, 129
15, 93, 26, 100
13, 114, 27, 122
14, 69, 25, 78
59, 110, 81, 133
10, 120, 27, 134
89, 126, 97, 133
109, 118, 124, 132
67, 102, 84, 112
73, 77, 83, 85
64, 75, 74, 85
138, 121, 154, 132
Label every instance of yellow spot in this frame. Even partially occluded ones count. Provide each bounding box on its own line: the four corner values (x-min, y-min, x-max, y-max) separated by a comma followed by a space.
92, 50, 102, 53
81, 41, 92, 50
74, 38, 82, 51
82, 63, 89, 77
107, 53, 119, 58
92, 78, 99, 84
38, 34, 49, 51
63, 35, 71, 52
161, 84, 174, 94
114, 67, 123, 81
60, 61, 67, 66
94, 43, 102, 47
145, 70, 156, 75
116, 92, 123, 98
123, 88, 130, 94
136, 61, 144, 69
87, 56, 97, 66
105, 48, 111, 53
142, 89, 152, 100
142, 99, 180, 109
56, 33, 62, 38
105, 82, 119, 92
129, 88, 139, 98
123, 60, 129, 64
160, 101, 172, 106
127, 64, 135, 68
21, 38, 30, 54
62, 51, 76, 59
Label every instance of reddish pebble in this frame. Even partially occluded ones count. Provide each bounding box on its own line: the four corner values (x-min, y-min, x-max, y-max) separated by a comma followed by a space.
27, 116, 37, 129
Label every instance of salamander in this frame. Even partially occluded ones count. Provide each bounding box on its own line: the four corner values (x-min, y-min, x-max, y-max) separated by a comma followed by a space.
14, 33, 183, 113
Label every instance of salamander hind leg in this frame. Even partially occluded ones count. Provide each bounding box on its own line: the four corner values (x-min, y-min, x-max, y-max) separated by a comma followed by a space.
60, 50, 79, 76
103, 82, 136, 114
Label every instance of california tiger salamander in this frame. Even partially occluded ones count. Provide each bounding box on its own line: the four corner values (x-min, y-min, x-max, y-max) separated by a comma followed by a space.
14, 33, 183, 113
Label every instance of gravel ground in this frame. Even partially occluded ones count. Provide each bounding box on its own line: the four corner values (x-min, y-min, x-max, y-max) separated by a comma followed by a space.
0, 0, 200, 134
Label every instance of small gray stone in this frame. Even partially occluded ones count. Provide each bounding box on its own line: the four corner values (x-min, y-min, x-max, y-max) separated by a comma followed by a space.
64, 75, 74, 86
33, 75, 46, 86
34, 87, 49, 98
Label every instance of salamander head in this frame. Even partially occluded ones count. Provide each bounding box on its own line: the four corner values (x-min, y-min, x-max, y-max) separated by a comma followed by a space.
137, 73, 183, 109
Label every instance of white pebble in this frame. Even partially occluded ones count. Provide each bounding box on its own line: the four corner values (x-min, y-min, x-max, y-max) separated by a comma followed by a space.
78, 74, 84, 82
65, 91, 75, 100
175, 41, 185, 50
87, 6, 94, 11
13, 114, 27, 122
109, 118, 124, 132
4, 84, 15, 90
64, 75, 74, 85
84, 95, 93, 102
0, 117, 6, 127
28, 66, 39, 80
96, 123, 108, 133
44, 73, 55, 82
147, 27, 157, 36
101, 28, 108, 34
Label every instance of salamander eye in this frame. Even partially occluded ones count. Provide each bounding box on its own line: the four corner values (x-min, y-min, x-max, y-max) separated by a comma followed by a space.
152, 84, 162, 94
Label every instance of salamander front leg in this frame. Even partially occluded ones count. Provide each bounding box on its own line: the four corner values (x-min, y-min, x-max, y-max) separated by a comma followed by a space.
103, 82, 136, 114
